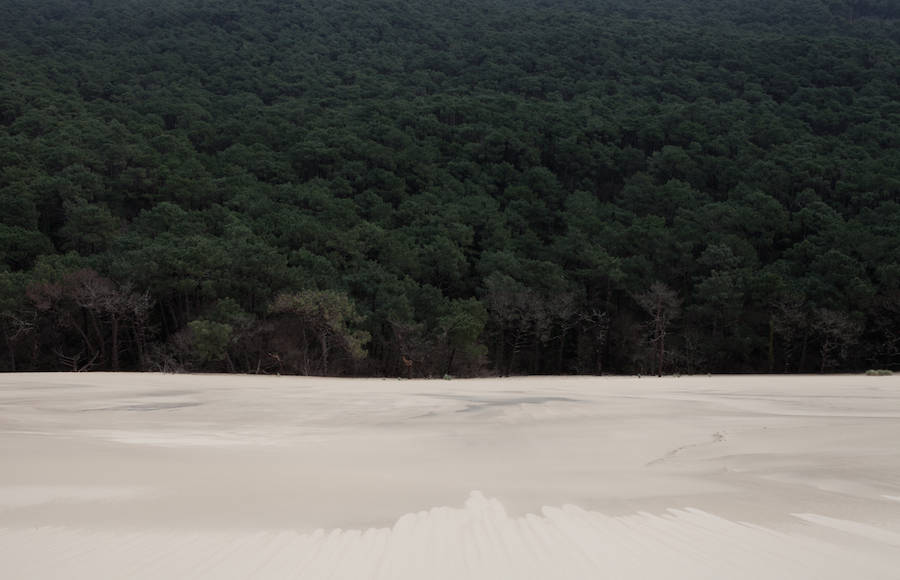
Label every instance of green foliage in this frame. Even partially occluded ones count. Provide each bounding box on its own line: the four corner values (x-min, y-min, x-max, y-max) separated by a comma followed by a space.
0, 0, 898, 374
272, 290, 369, 357
59, 198, 120, 255
0, 225, 53, 270
270, 290, 370, 374
437, 298, 488, 375
187, 319, 233, 365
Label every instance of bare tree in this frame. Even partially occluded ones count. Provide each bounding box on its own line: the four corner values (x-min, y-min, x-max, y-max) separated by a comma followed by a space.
575, 307, 609, 374
52, 348, 99, 372
813, 308, 862, 372
483, 273, 535, 375
636, 281, 681, 376
0, 312, 34, 371
483, 273, 582, 375
546, 290, 580, 373
26, 269, 153, 371
68, 270, 152, 371
771, 294, 809, 372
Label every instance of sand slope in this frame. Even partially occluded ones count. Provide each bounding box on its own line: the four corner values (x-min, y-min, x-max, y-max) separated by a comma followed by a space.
2, 373, 899, 578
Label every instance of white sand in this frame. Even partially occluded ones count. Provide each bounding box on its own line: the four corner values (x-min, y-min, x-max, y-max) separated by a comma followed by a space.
1, 373, 899, 578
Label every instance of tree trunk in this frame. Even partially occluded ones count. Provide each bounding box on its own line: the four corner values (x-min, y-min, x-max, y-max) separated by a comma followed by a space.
70, 317, 96, 363
302, 328, 311, 376
495, 322, 505, 376
88, 310, 106, 367
110, 315, 119, 371
132, 322, 145, 371
820, 338, 833, 373
508, 338, 518, 377
320, 331, 329, 376
658, 328, 665, 377
168, 303, 180, 335
445, 347, 456, 377
557, 329, 566, 373
799, 331, 809, 372
5, 334, 15, 372
655, 294, 663, 376
158, 302, 170, 337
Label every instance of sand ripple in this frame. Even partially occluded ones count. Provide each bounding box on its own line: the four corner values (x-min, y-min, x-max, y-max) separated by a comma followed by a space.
2, 492, 898, 580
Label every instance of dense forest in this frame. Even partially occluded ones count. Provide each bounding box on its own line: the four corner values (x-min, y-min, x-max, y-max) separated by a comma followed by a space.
1, 0, 898, 376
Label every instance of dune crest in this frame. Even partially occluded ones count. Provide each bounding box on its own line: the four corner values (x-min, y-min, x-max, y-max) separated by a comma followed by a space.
3, 491, 899, 579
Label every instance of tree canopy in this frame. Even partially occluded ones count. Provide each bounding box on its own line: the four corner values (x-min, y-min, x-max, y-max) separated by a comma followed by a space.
1, 0, 898, 375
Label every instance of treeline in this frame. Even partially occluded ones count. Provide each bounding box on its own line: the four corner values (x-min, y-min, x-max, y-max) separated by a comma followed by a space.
0, 0, 898, 375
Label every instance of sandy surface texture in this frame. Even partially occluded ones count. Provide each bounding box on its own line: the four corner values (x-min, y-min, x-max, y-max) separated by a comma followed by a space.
1, 373, 899, 578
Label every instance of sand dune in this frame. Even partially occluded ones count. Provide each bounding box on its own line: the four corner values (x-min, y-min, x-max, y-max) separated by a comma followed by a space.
2, 373, 899, 578
3, 493, 899, 579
